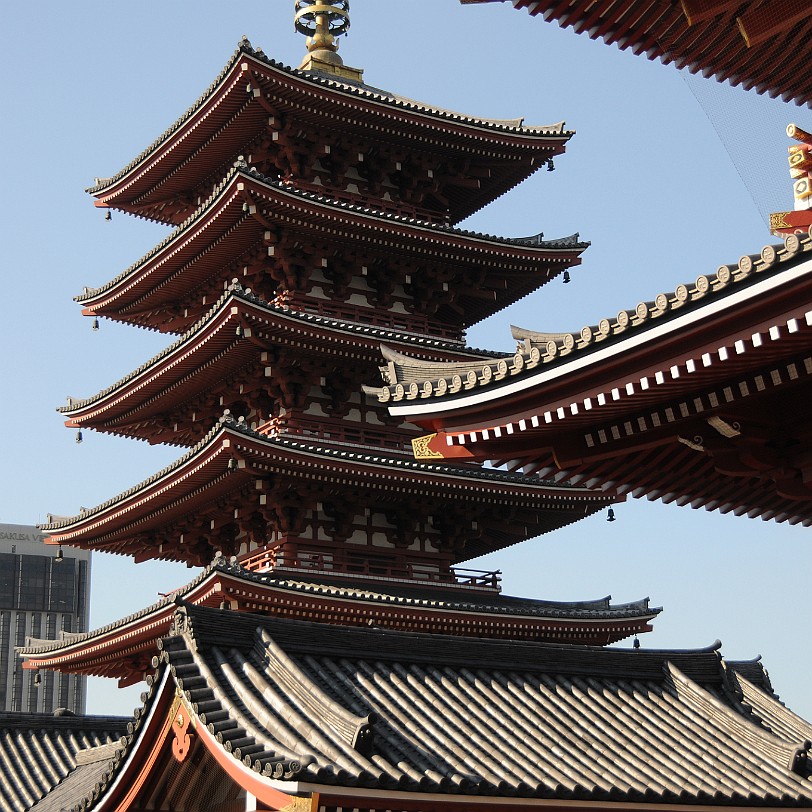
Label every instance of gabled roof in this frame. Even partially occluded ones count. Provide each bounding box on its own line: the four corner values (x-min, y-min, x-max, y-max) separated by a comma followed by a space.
460, 0, 812, 108
44, 606, 812, 811
79, 166, 587, 333
89, 39, 572, 226
370, 231, 812, 524
41, 415, 613, 563
0, 712, 128, 812
18, 560, 658, 681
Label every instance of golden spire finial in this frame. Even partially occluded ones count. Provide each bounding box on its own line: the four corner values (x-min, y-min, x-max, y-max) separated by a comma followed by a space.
294, 1, 363, 82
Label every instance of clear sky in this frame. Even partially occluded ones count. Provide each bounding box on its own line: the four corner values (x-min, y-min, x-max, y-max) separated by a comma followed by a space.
1, 1, 809, 720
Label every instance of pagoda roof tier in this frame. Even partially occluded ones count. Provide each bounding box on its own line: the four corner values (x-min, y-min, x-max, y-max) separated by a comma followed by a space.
41, 415, 612, 565
18, 559, 659, 683
0, 712, 129, 812
461, 0, 812, 108
32, 606, 812, 811
78, 167, 587, 335
371, 231, 812, 525
61, 284, 496, 446
88, 39, 571, 227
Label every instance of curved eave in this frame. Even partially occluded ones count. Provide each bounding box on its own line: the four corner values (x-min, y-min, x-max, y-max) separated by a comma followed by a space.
90, 45, 572, 226
78, 168, 586, 332
19, 569, 659, 677
60, 287, 496, 443
381, 239, 812, 428
42, 421, 612, 561
20, 573, 220, 680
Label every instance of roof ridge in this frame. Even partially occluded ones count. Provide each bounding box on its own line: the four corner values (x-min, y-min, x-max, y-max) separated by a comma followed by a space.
666, 662, 811, 776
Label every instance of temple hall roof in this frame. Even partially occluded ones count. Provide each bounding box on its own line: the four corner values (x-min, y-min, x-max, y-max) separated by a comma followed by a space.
372, 233, 812, 412
43, 606, 812, 811
0, 712, 128, 812
369, 230, 812, 525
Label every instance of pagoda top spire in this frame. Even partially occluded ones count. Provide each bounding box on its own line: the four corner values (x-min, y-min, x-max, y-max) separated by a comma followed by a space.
295, 0, 364, 82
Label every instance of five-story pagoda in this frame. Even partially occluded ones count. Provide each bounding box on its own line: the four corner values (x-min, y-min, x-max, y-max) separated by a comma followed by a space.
26, 1, 658, 689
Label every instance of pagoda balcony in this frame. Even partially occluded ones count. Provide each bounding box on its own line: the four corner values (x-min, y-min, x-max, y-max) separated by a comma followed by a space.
239, 545, 503, 591
262, 415, 417, 455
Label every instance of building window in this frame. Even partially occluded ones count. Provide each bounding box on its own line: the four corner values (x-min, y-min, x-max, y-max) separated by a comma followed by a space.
0, 555, 16, 609
49, 559, 77, 613
18, 556, 48, 610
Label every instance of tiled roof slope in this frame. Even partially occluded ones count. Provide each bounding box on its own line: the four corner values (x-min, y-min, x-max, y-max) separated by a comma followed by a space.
371, 233, 812, 406
0, 712, 128, 812
68, 606, 812, 809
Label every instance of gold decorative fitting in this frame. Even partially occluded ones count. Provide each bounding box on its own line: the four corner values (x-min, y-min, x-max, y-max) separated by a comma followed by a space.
412, 434, 444, 460
295, 0, 364, 81
280, 797, 313, 812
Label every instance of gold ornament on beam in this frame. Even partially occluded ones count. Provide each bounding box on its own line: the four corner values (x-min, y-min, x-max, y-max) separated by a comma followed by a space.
294, 0, 364, 82
412, 433, 445, 460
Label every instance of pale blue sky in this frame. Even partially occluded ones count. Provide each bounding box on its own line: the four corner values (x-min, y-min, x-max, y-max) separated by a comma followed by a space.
1, 1, 808, 718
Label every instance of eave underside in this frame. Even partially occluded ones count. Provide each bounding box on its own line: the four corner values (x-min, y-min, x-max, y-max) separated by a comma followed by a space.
42, 424, 612, 565
91, 46, 571, 227
80, 169, 585, 335
461, 0, 812, 107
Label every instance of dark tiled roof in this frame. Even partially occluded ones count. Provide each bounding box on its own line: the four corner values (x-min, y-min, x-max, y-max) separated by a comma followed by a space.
0, 712, 128, 812
87, 39, 570, 196
62, 606, 812, 809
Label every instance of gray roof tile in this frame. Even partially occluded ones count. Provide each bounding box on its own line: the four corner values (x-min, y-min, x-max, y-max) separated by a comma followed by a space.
0, 713, 128, 812
60, 606, 812, 809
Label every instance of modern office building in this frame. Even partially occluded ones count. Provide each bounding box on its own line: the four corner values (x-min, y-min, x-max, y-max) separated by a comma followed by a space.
0, 523, 90, 713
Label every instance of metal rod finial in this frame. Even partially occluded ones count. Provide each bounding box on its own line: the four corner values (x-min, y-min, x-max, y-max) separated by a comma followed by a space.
295, 0, 350, 54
